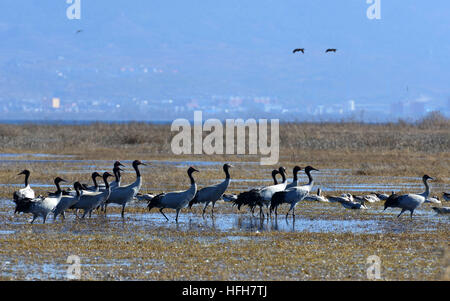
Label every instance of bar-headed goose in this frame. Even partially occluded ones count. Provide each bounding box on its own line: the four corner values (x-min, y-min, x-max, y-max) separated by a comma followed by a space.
303, 188, 329, 202
270, 166, 319, 218
105, 160, 146, 217
425, 196, 441, 204
443, 192, 450, 202
384, 175, 434, 219
147, 167, 199, 222
14, 177, 66, 224
188, 163, 232, 217
431, 207, 450, 214
336, 195, 368, 210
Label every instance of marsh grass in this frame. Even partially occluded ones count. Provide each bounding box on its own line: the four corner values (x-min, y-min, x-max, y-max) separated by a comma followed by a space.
0, 118, 449, 280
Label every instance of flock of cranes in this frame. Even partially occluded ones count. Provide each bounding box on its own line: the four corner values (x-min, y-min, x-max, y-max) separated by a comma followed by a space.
10, 161, 449, 224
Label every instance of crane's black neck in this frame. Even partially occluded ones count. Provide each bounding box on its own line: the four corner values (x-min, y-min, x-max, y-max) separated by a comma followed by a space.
133, 162, 141, 178
114, 168, 121, 183
24, 172, 30, 187
223, 165, 230, 179
422, 177, 430, 198
54, 180, 62, 194
272, 171, 278, 185
280, 169, 286, 184
92, 173, 98, 188
188, 171, 196, 185
305, 169, 314, 186
103, 174, 110, 190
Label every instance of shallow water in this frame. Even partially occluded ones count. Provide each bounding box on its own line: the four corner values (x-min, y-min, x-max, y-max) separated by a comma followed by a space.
2, 198, 447, 235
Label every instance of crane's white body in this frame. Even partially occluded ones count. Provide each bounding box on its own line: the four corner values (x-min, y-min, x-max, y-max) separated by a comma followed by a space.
384, 175, 433, 219
53, 193, 80, 220
28, 193, 62, 223
17, 184, 35, 200
155, 185, 197, 210
106, 176, 141, 205
282, 181, 314, 217
105, 160, 145, 217
194, 178, 230, 215
270, 166, 318, 218
425, 197, 441, 204
148, 167, 198, 222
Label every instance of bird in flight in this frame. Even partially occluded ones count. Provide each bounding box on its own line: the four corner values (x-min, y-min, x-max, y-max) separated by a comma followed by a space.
325, 48, 337, 53
293, 48, 305, 54
76, 30, 83, 34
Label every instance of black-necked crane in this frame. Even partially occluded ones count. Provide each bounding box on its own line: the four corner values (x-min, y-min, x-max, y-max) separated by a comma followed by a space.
13, 170, 35, 213
71, 172, 113, 218
188, 164, 232, 218
270, 166, 319, 218
53, 182, 81, 220
234, 167, 287, 218
383, 175, 434, 219
105, 160, 146, 218
14, 177, 66, 224
147, 167, 199, 222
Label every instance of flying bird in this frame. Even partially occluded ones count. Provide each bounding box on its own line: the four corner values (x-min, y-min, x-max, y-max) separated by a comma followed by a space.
76, 30, 83, 34
293, 48, 304, 54
325, 48, 337, 53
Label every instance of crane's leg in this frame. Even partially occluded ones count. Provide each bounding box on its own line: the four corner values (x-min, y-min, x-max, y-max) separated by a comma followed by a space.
286, 204, 295, 219
211, 201, 216, 217
62, 211, 65, 220
121, 204, 126, 218
410, 210, 414, 219
397, 209, 406, 218
43, 215, 47, 224
175, 209, 180, 222
202, 202, 210, 219
159, 208, 169, 221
